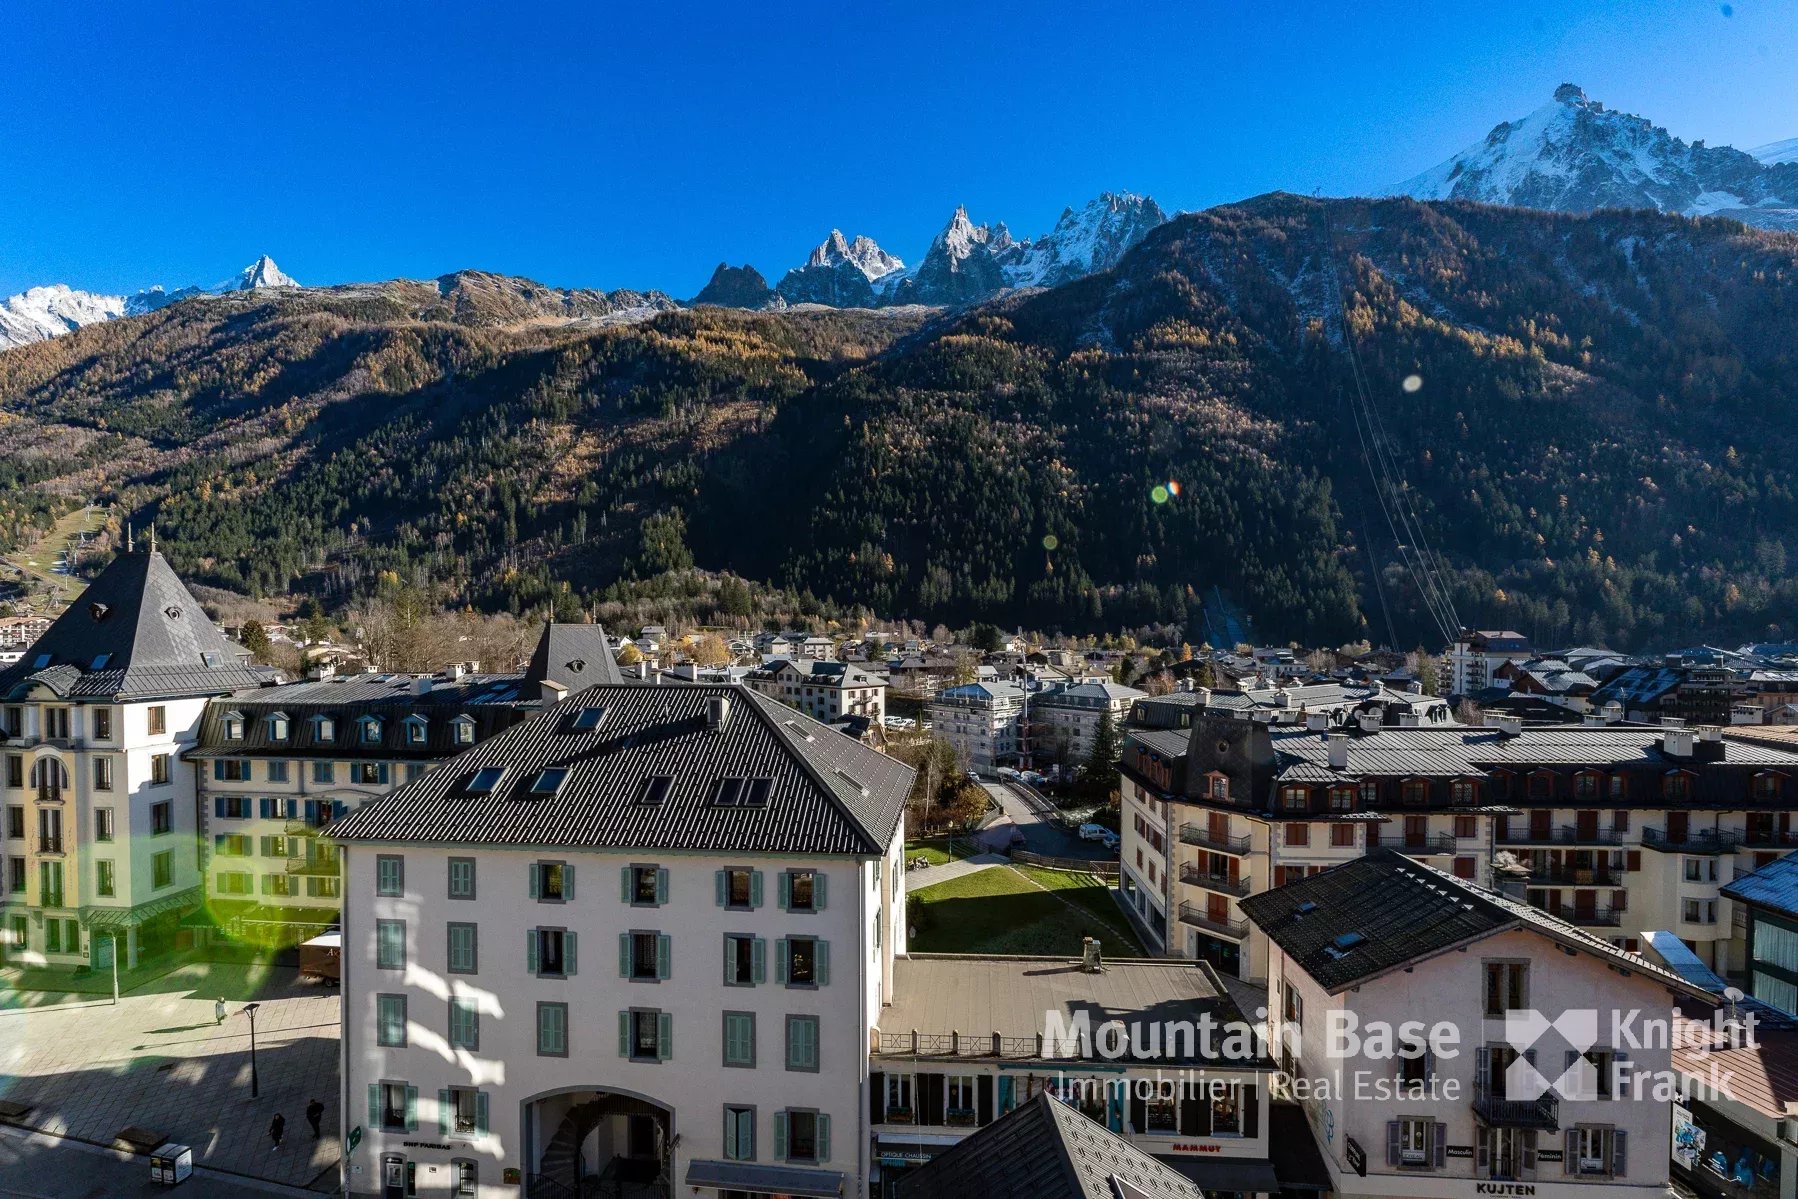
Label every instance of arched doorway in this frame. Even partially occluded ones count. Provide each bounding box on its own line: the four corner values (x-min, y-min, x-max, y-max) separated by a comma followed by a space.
523, 1087, 672, 1199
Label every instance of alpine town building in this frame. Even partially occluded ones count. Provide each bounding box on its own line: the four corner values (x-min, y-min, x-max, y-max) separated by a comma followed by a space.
0, 547, 276, 970
1242, 850, 1716, 1199
329, 682, 913, 1199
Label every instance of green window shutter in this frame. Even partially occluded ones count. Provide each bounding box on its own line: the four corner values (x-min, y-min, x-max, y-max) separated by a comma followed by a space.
817, 1113, 831, 1162
774, 1111, 788, 1160
620, 866, 632, 902
565, 931, 578, 976
367, 1084, 379, 1127
404, 1085, 418, 1133
528, 864, 539, 900
723, 935, 735, 983
656, 934, 671, 980
750, 869, 764, 909
438, 1089, 451, 1137
778, 872, 791, 910
658, 1011, 673, 1061
619, 933, 631, 978
475, 1092, 489, 1134
563, 864, 574, 900
655, 867, 669, 905
775, 938, 788, 984
715, 870, 727, 907
724, 1109, 739, 1160
814, 873, 828, 911
527, 930, 539, 974
752, 937, 766, 984
617, 1011, 629, 1057
816, 940, 830, 986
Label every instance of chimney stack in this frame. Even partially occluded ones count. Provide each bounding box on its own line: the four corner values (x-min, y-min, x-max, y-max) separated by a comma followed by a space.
412, 676, 433, 697
707, 695, 733, 732
1357, 710, 1382, 734
540, 680, 568, 705
1306, 711, 1329, 732
1663, 728, 1695, 758
1487, 714, 1523, 738
1328, 733, 1350, 770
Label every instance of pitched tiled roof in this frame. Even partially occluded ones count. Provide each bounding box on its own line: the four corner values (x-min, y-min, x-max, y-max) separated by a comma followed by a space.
1240, 849, 1706, 996
0, 551, 275, 700
188, 676, 532, 760
897, 1092, 1203, 1199
329, 682, 912, 855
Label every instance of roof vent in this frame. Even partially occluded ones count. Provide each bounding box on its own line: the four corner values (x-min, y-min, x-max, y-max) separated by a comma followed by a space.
833, 767, 870, 797
89, 602, 110, 622
1295, 900, 1318, 916
706, 695, 732, 731
783, 719, 816, 744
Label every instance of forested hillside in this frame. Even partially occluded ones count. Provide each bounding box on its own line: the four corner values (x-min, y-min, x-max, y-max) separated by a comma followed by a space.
2, 196, 1795, 649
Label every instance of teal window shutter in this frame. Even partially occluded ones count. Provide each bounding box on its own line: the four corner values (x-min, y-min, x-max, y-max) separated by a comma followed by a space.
656, 934, 671, 980
620, 866, 632, 902
528, 864, 539, 900
655, 867, 668, 905
752, 937, 766, 984
617, 1011, 629, 1057
404, 1086, 418, 1133
618, 933, 631, 978
378, 763, 390, 785
563, 864, 574, 900
778, 872, 791, 910
285, 798, 297, 819
438, 1089, 451, 1136
213, 761, 224, 782
775, 938, 788, 984
750, 869, 764, 908
814, 873, 828, 910
715, 870, 726, 907
773, 1111, 788, 1160
367, 1084, 379, 1127
816, 940, 830, 986
658, 1011, 672, 1060
564, 931, 578, 976
527, 930, 539, 974
475, 1092, 489, 1134
724, 1110, 739, 1160
817, 1113, 831, 1162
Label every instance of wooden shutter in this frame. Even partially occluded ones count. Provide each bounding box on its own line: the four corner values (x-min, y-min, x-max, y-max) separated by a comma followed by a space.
656, 934, 671, 980
620, 866, 632, 902
657, 1011, 672, 1061
1612, 1131, 1627, 1177
564, 932, 577, 976
814, 873, 828, 910
438, 1089, 452, 1137
563, 865, 574, 899
1386, 1121, 1401, 1166
655, 868, 669, 904
527, 930, 539, 974
617, 1011, 629, 1057
869, 1073, 886, 1124
815, 941, 830, 986
1433, 1122, 1446, 1168
367, 1084, 380, 1127
817, 1113, 831, 1162
1564, 1130, 1577, 1174
977, 1075, 993, 1125
475, 1092, 488, 1135
618, 934, 631, 978
404, 1086, 418, 1133
752, 938, 766, 983
529, 865, 540, 900
775, 938, 788, 984
922, 1073, 946, 1126
773, 1111, 789, 1160
751, 869, 764, 908
779, 872, 792, 910
715, 870, 727, 907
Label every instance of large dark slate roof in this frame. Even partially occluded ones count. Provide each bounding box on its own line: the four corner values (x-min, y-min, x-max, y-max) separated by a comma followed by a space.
897, 1092, 1202, 1199
1723, 854, 1798, 919
0, 551, 275, 700
1239, 849, 1705, 996
523, 623, 621, 690
329, 682, 912, 854
188, 676, 532, 760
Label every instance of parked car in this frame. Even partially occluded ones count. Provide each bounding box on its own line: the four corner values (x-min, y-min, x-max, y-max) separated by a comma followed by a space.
1078, 823, 1109, 842
1098, 831, 1121, 852
1019, 771, 1048, 786
996, 766, 1021, 781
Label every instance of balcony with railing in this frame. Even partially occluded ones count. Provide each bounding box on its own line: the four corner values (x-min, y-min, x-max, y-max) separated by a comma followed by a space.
1178, 824, 1251, 855
1538, 904, 1621, 927
1371, 830, 1456, 855
287, 851, 341, 876
1497, 824, 1624, 847
1742, 829, 1798, 849
1472, 1083, 1559, 1130
35, 837, 65, 856
1177, 901, 1249, 939
1178, 863, 1251, 897
1642, 827, 1739, 855
1528, 864, 1624, 887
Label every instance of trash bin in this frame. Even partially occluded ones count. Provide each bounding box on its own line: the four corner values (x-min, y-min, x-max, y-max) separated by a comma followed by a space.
150, 1143, 192, 1185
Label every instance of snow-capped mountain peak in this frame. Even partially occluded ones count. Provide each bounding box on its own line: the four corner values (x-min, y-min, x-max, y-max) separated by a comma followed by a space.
806, 231, 903, 281
225, 255, 300, 291
1381, 84, 1798, 230
1751, 137, 1798, 166
1, 255, 305, 352
1005, 191, 1168, 289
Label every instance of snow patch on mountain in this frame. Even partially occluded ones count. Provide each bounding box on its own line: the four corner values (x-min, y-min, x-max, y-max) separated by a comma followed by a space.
1380, 84, 1798, 230
0, 257, 301, 352
1752, 137, 1798, 166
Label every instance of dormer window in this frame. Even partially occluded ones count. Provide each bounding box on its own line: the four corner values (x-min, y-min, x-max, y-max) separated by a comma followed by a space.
223, 712, 246, 741
1664, 771, 1693, 801
358, 716, 382, 745
266, 713, 289, 741
451, 716, 476, 746
1279, 784, 1309, 812
403, 715, 428, 746
313, 716, 336, 743
1754, 773, 1784, 802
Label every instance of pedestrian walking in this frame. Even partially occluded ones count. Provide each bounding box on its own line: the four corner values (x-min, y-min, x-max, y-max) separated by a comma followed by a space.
214, 997, 226, 1025
269, 1113, 285, 1153
306, 1098, 324, 1139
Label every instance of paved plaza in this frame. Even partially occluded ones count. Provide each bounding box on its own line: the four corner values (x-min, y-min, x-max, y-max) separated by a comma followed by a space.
0, 958, 340, 1192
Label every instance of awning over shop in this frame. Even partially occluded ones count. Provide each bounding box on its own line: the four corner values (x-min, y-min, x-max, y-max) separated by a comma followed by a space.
685, 1159, 846, 1197
82, 886, 202, 929
1153, 1154, 1282, 1193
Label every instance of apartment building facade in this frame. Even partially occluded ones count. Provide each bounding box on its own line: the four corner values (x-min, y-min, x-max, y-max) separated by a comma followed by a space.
927, 682, 1024, 775
330, 683, 913, 1199
1027, 680, 1143, 767
1244, 851, 1712, 1199
0, 550, 276, 969
745, 658, 887, 726
1120, 708, 1798, 981
1447, 629, 1533, 697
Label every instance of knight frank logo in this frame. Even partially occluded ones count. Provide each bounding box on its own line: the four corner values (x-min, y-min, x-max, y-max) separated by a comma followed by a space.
1502, 1010, 1603, 1101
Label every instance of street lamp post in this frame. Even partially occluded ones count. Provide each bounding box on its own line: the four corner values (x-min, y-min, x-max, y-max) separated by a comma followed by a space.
110, 932, 120, 1006
243, 1001, 262, 1098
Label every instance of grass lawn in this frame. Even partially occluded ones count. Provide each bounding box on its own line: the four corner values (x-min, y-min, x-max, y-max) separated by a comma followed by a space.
907, 864, 1146, 958
903, 840, 955, 867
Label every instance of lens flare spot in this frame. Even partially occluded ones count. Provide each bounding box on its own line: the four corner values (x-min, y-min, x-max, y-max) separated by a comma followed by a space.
1151, 485, 1170, 505
1166, 480, 1181, 497
1402, 374, 1423, 393
1042, 534, 1059, 551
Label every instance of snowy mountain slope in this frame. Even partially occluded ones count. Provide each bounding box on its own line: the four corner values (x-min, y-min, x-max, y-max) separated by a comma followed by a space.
1004, 192, 1169, 289
1752, 137, 1798, 166
775, 230, 906, 307
0, 257, 301, 351
1381, 85, 1798, 230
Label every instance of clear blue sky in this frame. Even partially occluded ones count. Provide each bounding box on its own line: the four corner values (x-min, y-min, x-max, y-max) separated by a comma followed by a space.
4, 0, 1795, 299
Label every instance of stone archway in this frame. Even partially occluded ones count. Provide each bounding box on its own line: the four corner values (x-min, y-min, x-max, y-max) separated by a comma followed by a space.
522, 1086, 673, 1199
